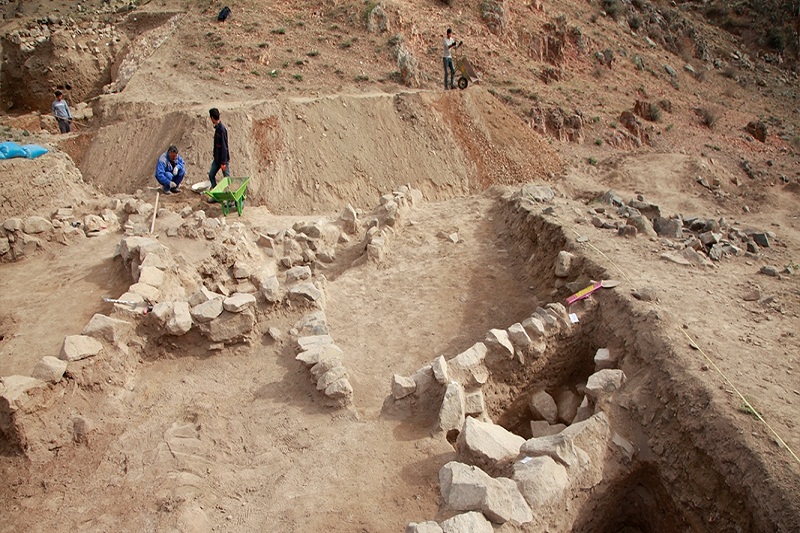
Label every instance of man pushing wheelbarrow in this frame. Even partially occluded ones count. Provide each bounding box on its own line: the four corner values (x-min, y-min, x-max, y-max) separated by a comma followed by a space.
442, 28, 479, 90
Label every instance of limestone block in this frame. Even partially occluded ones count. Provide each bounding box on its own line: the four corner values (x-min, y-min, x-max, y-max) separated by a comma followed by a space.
440, 512, 492, 533
507, 323, 532, 349
188, 287, 223, 307
529, 390, 558, 424
259, 274, 281, 303
439, 461, 524, 524
555, 389, 583, 424
496, 477, 534, 524
223, 293, 256, 313
294, 310, 328, 336
406, 522, 443, 533
521, 316, 545, 338
23, 216, 52, 234
585, 369, 626, 400
285, 265, 312, 283
0, 375, 47, 428
288, 282, 322, 302
82, 314, 133, 345
593, 348, 617, 371
573, 396, 594, 423
129, 282, 160, 302
4, 218, 22, 232
512, 455, 569, 508
392, 374, 416, 400
190, 298, 224, 323
317, 366, 349, 390
250, 262, 279, 289
296, 343, 343, 367
59, 335, 103, 361
431, 355, 449, 384
437, 382, 465, 433
151, 301, 172, 325
232, 260, 253, 279
485, 329, 514, 359
296, 335, 333, 352
530, 420, 566, 438
447, 343, 489, 386
310, 354, 342, 380
166, 301, 192, 336
202, 310, 255, 343
32, 356, 67, 383
464, 390, 485, 416
554, 251, 575, 277
456, 416, 524, 468
324, 378, 353, 402
519, 432, 588, 468
138, 266, 165, 287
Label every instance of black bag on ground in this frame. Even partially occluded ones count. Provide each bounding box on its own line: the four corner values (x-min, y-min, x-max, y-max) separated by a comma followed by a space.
218, 6, 231, 22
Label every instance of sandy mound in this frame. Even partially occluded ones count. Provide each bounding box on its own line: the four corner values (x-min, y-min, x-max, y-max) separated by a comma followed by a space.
0, 150, 96, 219
60, 87, 562, 215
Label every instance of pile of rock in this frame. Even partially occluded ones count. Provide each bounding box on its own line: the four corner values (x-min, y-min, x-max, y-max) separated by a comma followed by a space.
293, 311, 354, 408
0, 205, 122, 261
586, 189, 779, 265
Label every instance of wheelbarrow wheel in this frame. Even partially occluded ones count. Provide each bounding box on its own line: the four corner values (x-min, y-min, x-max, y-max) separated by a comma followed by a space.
458, 77, 469, 90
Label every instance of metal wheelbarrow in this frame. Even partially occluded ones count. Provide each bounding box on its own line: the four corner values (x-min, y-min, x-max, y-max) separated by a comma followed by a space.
454, 48, 479, 90
203, 176, 251, 216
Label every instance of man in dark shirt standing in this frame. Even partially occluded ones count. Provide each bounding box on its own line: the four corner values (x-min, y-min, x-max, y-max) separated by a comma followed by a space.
208, 107, 230, 189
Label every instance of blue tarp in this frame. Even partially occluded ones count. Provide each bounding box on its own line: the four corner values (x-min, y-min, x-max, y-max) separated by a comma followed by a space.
22, 144, 48, 159
0, 142, 48, 160
0, 141, 27, 160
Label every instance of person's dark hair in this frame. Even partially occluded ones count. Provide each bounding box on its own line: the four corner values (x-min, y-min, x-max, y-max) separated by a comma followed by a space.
167, 145, 179, 154
209, 108, 220, 120
447, 28, 452, 34
55, 90, 63, 97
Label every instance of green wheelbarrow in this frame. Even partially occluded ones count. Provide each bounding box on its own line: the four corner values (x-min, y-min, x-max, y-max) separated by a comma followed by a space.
204, 176, 250, 216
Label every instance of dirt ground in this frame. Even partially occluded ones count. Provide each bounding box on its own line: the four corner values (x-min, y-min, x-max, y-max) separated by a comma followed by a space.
1, 0, 800, 531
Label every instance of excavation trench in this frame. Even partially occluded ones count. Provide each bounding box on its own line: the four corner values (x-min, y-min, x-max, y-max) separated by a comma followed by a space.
450, 195, 782, 531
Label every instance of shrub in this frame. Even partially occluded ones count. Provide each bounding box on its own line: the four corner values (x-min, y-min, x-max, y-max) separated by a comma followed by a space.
293, 73, 303, 81
595, 138, 604, 146
766, 28, 786, 51
307, 50, 319, 57
272, 28, 286, 35
697, 106, 719, 128
355, 74, 369, 82
603, 0, 622, 20
628, 15, 643, 31
588, 157, 598, 165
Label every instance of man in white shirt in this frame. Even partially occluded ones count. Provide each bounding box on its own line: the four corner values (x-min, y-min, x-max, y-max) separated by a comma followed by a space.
442, 28, 462, 90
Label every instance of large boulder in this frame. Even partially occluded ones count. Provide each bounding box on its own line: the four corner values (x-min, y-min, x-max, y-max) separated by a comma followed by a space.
23, 216, 52, 234
447, 343, 489, 386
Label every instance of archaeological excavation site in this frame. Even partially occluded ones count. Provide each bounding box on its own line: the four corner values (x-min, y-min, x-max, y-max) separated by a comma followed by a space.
1, 0, 799, 532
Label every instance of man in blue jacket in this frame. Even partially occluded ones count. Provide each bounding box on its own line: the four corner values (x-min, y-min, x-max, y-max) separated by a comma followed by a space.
155, 145, 186, 194
208, 107, 230, 188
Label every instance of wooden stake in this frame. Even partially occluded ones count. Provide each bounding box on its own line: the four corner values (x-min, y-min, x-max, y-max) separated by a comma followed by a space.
150, 192, 160, 234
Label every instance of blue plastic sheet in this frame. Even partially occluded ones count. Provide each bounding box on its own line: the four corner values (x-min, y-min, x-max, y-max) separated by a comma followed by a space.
22, 144, 48, 159
0, 141, 27, 160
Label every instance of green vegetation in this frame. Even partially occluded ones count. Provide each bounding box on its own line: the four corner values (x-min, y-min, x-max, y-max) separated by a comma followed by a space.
272, 28, 286, 35
293, 74, 303, 81
307, 50, 319, 57
588, 157, 598, 165
595, 138, 604, 146
355, 74, 369, 82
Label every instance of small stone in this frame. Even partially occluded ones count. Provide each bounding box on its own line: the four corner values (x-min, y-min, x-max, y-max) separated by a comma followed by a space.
760, 265, 779, 277
32, 356, 68, 383
391, 374, 417, 400
742, 289, 761, 301
618, 225, 637, 238
752, 233, 770, 248
59, 335, 103, 361
223, 293, 257, 313
554, 251, 575, 277
632, 287, 657, 302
